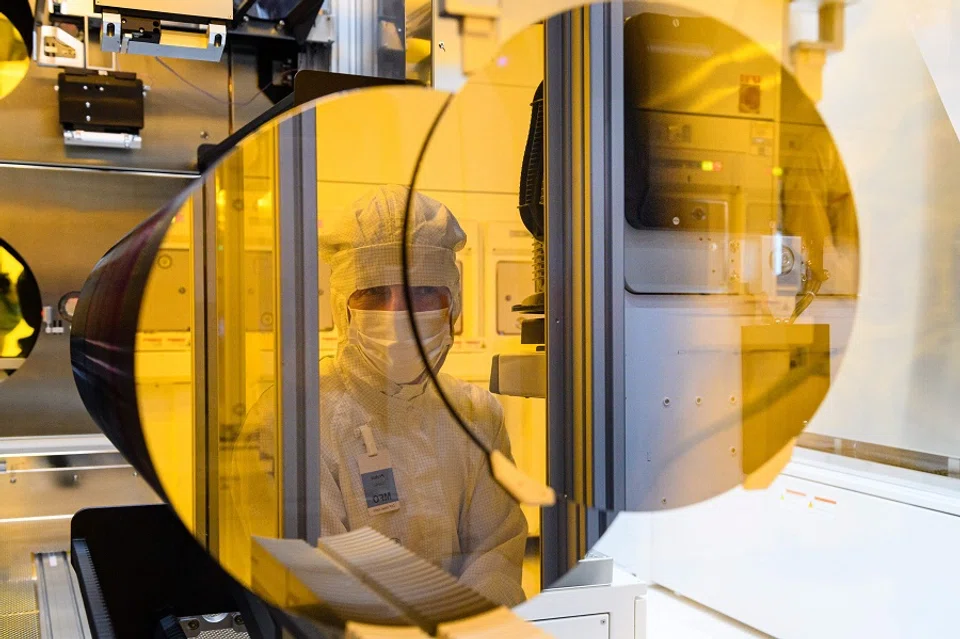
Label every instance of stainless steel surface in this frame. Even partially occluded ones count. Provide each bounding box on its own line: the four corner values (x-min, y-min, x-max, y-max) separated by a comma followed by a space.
0, 451, 125, 471
0, 165, 193, 437
0, 435, 117, 457
0, 463, 160, 520
179, 612, 249, 638
491, 353, 546, 398
101, 14, 228, 63
35, 552, 91, 639
0, 446, 159, 638
0, 53, 228, 172
0, 519, 71, 639
548, 552, 614, 589
329, 0, 379, 76
62, 130, 142, 149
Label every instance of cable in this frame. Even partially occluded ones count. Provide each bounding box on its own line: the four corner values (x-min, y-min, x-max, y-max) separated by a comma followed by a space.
152, 56, 291, 107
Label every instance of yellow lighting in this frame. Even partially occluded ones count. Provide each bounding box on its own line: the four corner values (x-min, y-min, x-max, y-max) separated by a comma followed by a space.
0, 15, 29, 101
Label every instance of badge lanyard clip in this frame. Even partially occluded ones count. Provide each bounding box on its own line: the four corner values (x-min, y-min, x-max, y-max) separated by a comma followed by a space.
356, 424, 378, 457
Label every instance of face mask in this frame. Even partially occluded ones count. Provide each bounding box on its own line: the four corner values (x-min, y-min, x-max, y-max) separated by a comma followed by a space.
347, 308, 453, 385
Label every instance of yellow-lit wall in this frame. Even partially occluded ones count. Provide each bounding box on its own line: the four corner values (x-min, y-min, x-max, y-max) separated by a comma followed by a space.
136, 200, 196, 532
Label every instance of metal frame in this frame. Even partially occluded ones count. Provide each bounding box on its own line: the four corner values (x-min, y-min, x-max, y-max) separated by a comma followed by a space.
542, 2, 625, 587
196, 186, 215, 550
277, 114, 321, 544
35, 552, 93, 639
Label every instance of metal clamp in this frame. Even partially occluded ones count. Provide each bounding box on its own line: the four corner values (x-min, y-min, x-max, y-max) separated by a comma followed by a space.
100, 12, 227, 62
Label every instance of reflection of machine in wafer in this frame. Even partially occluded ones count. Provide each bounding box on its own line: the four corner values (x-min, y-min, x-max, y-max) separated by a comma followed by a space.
619, 9, 858, 511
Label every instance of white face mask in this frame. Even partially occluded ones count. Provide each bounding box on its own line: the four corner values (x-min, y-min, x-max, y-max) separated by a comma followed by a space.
347, 308, 453, 385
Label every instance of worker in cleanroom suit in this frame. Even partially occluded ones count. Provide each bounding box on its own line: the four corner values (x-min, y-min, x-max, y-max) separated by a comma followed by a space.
315, 185, 528, 606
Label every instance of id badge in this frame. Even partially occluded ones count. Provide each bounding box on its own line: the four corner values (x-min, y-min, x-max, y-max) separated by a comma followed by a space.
357, 450, 400, 515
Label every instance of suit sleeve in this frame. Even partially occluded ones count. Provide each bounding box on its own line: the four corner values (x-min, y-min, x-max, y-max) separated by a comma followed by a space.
456, 404, 529, 607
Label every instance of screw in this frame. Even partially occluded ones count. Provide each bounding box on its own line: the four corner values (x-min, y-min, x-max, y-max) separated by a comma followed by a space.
600, 618, 607, 625
243, 15, 250, 22
662, 397, 671, 407
83, 85, 88, 90
672, 18, 680, 26
73, 474, 80, 483
729, 395, 737, 404
234, 615, 245, 626
187, 619, 200, 631
54, 85, 59, 91
730, 241, 739, 252
439, 41, 446, 51
661, 497, 667, 505
10, 476, 16, 484
99, 86, 104, 92
672, 216, 680, 226
133, 471, 138, 477
695, 396, 702, 406
85, 101, 90, 108
200, 130, 209, 140
85, 115, 91, 122
178, 287, 186, 294
730, 447, 737, 456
